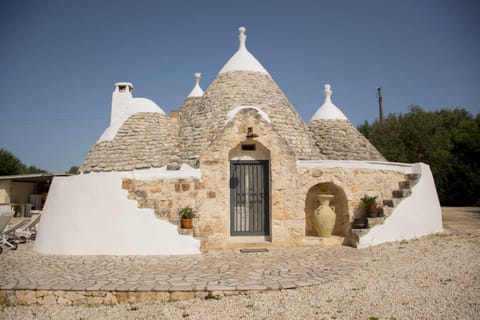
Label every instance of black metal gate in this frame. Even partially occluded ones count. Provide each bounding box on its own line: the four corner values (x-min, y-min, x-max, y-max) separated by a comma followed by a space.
230, 160, 270, 236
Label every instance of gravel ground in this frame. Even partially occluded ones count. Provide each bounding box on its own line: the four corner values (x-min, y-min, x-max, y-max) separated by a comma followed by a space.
2, 208, 479, 320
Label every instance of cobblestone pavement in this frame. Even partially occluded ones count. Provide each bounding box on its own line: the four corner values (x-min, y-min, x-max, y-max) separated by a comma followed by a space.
0, 243, 368, 293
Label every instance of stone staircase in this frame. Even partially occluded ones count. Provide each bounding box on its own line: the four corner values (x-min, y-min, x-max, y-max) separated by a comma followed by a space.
348, 173, 420, 247
167, 217, 209, 252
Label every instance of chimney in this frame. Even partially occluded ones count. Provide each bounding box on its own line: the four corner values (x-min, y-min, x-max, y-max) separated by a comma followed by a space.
111, 82, 133, 125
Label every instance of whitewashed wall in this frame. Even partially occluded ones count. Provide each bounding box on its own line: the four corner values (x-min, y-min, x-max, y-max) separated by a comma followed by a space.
34, 169, 201, 255
357, 163, 443, 248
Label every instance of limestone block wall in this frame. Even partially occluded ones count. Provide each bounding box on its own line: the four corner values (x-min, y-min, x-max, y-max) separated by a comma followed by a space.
179, 71, 322, 163
192, 108, 306, 249
80, 113, 179, 172
115, 109, 409, 251
121, 177, 212, 222
299, 167, 407, 236
308, 119, 385, 160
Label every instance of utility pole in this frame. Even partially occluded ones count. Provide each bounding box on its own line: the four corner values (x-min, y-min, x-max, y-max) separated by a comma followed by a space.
377, 86, 384, 123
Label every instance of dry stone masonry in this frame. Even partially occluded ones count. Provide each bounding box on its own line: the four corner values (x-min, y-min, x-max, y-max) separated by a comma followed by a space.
80, 113, 179, 172
178, 71, 322, 163
308, 119, 385, 160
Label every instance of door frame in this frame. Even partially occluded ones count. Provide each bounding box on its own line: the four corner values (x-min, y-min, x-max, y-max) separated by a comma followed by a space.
229, 160, 270, 236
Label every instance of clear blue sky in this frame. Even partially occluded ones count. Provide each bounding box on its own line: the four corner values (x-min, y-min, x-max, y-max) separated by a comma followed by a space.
1, 0, 479, 172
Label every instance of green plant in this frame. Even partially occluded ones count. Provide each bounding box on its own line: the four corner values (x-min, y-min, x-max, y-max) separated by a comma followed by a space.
361, 195, 378, 206
179, 206, 197, 219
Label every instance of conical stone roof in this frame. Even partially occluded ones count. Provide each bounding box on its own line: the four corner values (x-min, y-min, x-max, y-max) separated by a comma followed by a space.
81, 27, 386, 172
179, 71, 322, 162
177, 27, 322, 162
80, 84, 178, 172
308, 85, 385, 161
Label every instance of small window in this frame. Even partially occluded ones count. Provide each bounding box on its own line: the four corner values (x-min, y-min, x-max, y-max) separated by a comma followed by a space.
118, 85, 127, 92
241, 144, 256, 151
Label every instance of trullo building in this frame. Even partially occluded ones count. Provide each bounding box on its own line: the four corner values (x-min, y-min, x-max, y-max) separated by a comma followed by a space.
35, 27, 442, 255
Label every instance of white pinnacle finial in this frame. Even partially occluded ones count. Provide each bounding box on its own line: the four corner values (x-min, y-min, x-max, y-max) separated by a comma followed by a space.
194, 72, 201, 84
187, 72, 204, 98
309, 84, 348, 121
324, 84, 332, 100
238, 26, 246, 50
218, 26, 270, 76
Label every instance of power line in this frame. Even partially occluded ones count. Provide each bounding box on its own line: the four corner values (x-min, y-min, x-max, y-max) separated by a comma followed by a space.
0, 116, 108, 123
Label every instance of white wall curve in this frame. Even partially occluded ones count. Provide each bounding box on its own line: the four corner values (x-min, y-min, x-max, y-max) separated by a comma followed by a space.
357, 163, 443, 248
34, 169, 201, 255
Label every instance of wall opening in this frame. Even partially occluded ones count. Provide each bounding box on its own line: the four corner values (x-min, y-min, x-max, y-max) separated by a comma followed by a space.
229, 141, 271, 237
305, 182, 349, 237
241, 144, 256, 151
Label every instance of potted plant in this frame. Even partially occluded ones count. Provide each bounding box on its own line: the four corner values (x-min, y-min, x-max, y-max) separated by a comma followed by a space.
361, 195, 378, 218
179, 206, 197, 229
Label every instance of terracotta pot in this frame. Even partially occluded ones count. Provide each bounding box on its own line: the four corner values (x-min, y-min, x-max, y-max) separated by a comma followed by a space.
181, 218, 193, 229
313, 194, 336, 237
365, 204, 378, 218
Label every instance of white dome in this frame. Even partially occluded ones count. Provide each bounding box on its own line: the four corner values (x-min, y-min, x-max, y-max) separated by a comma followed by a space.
187, 72, 204, 98
98, 96, 166, 142
219, 27, 270, 76
310, 84, 348, 121
130, 98, 166, 114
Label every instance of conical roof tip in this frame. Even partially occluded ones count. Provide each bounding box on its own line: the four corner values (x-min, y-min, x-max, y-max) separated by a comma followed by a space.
218, 27, 270, 76
310, 84, 348, 121
187, 72, 204, 98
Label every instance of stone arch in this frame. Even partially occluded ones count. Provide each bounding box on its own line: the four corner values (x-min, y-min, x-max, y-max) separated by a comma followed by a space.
305, 182, 349, 237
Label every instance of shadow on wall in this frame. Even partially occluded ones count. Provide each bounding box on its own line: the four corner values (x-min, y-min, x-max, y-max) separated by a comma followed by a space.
305, 182, 349, 237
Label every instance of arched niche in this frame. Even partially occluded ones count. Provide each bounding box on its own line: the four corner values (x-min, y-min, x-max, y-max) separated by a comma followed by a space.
305, 182, 349, 237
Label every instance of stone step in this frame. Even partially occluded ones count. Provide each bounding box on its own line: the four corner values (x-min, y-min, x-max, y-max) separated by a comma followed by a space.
392, 189, 412, 198
302, 235, 344, 247
378, 206, 394, 217
383, 198, 402, 207
383, 199, 394, 207
351, 228, 370, 237
398, 180, 411, 189
169, 218, 180, 225
407, 173, 420, 183
393, 198, 403, 207
178, 227, 194, 236
367, 217, 385, 228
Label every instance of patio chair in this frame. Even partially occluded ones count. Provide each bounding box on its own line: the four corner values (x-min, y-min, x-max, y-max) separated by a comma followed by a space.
15, 213, 41, 241
4, 219, 30, 243
0, 211, 17, 253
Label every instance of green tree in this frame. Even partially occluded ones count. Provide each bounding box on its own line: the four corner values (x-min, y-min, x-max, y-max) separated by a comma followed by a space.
68, 166, 79, 174
0, 148, 27, 175
27, 165, 47, 174
358, 107, 479, 206
0, 148, 47, 175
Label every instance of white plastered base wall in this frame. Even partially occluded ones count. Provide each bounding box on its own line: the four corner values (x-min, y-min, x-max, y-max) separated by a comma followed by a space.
34, 168, 201, 255
357, 163, 443, 248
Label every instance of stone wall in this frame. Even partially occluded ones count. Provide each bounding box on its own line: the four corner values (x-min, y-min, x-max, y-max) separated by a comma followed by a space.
193, 108, 303, 249
178, 71, 322, 163
120, 109, 408, 251
308, 119, 385, 160
0, 289, 259, 306
80, 113, 179, 172
299, 167, 407, 237
122, 177, 210, 222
